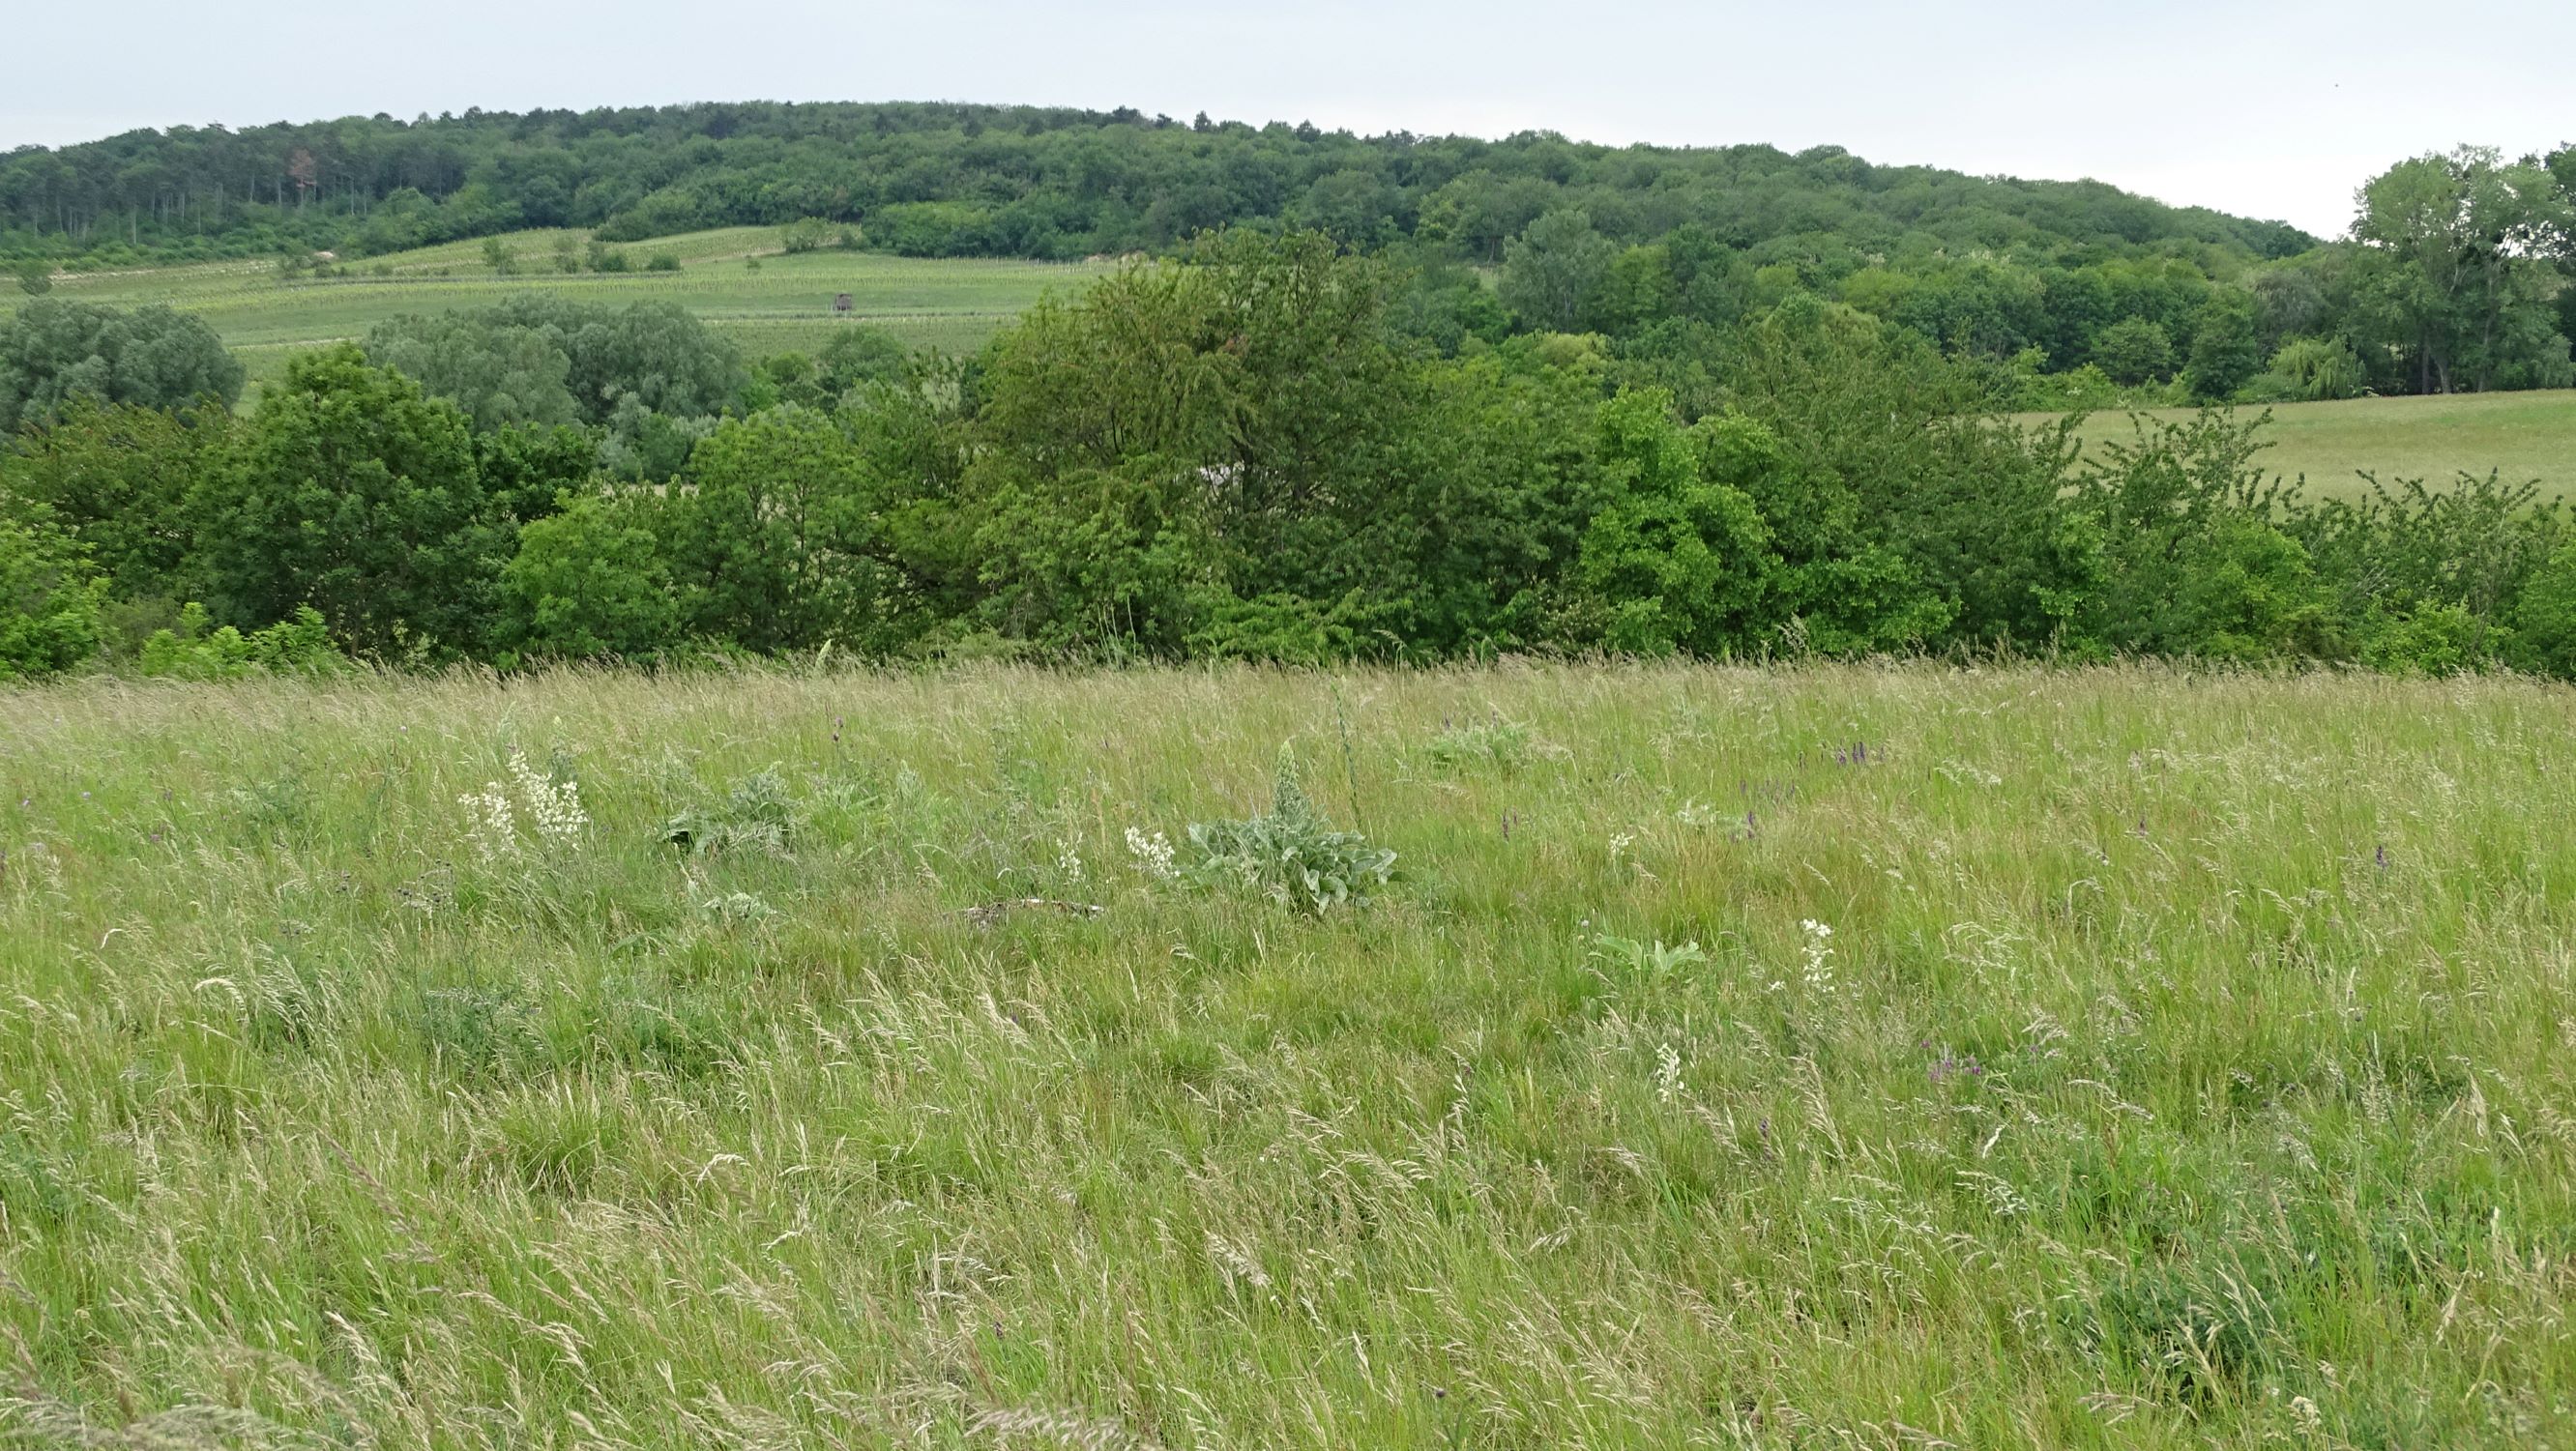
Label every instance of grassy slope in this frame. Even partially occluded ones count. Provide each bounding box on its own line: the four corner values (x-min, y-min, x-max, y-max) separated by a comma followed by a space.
0, 227, 1107, 394
2044, 390, 2576, 501
2, 662, 2570, 1447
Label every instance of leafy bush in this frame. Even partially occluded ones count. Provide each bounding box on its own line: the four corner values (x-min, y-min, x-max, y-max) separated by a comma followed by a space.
2507, 543, 2576, 680
0, 509, 103, 681
1560, 392, 1775, 656
1183, 748, 1394, 914
137, 602, 344, 680
497, 491, 679, 661
2356, 600, 2493, 677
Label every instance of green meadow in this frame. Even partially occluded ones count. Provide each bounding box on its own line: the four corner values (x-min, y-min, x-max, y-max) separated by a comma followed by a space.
0, 227, 1109, 393
3, 661, 2571, 1447
2045, 388, 2576, 501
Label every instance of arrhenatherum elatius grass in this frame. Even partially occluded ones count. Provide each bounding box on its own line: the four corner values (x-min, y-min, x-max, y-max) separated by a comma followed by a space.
0, 661, 2569, 1448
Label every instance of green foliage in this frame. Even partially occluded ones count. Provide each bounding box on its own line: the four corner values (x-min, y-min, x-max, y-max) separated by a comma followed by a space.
189, 345, 509, 657
1183, 746, 1395, 914
2091, 317, 2174, 385
1560, 392, 1775, 655
0, 397, 228, 599
661, 406, 917, 653
0, 506, 102, 680
11, 259, 50, 296
2506, 542, 2576, 680
0, 300, 243, 436
365, 294, 745, 439
778, 218, 834, 254
10, 225, 2576, 685
2257, 336, 2367, 401
2354, 147, 2574, 394
2065, 411, 2332, 659
2355, 600, 2493, 676
644, 250, 681, 273
661, 767, 798, 856
365, 306, 580, 432
136, 602, 343, 679
1499, 209, 1618, 333
496, 491, 679, 661
2183, 289, 2265, 402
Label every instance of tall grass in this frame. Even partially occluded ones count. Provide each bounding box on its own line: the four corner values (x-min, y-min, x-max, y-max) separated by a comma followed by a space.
1, 662, 2570, 1447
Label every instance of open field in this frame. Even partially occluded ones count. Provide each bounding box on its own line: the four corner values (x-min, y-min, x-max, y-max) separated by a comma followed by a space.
0, 227, 1108, 393
2038, 390, 2576, 502
2, 662, 2571, 1447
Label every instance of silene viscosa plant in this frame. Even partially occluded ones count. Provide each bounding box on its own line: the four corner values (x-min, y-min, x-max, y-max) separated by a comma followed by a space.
1182, 746, 1394, 914
457, 749, 589, 861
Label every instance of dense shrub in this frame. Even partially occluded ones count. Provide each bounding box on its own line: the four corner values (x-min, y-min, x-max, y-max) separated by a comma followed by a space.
0, 508, 102, 680
137, 603, 344, 679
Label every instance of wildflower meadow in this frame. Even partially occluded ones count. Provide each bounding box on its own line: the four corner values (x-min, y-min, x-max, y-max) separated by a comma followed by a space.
1, 661, 2571, 1447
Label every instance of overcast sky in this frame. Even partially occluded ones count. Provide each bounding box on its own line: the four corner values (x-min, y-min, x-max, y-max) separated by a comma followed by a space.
8, 1, 2570, 240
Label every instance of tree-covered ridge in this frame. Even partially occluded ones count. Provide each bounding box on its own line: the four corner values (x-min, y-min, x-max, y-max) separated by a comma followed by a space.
3, 101, 2311, 267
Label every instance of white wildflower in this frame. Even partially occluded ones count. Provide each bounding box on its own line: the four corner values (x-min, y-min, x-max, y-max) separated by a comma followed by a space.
457, 786, 516, 862
1654, 1042, 1687, 1104
509, 750, 588, 844
1125, 826, 1176, 881
1800, 917, 1837, 995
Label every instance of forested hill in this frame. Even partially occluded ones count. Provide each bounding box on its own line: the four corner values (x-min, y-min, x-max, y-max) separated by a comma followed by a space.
4, 100, 2313, 266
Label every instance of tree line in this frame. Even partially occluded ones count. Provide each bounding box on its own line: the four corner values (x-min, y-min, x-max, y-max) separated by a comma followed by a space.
5, 231, 2575, 683
8, 102, 2570, 398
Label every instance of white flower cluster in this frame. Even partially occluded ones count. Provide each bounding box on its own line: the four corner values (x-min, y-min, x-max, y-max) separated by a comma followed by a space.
1654, 1042, 1687, 1104
1800, 918, 1837, 995
1125, 826, 1176, 881
509, 750, 589, 844
459, 749, 588, 860
458, 786, 515, 863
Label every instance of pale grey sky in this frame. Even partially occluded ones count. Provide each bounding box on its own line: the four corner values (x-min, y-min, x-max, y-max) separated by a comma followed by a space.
9, 1, 2570, 240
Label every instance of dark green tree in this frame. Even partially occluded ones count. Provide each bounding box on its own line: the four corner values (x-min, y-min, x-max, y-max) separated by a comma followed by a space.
0, 398, 230, 599
0, 301, 243, 436
190, 345, 509, 656
2182, 290, 2264, 402
2354, 147, 2574, 392
2091, 318, 2174, 385
1499, 210, 1619, 333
